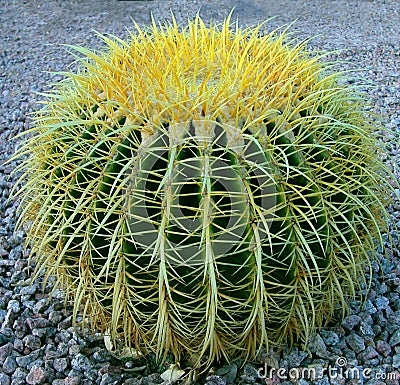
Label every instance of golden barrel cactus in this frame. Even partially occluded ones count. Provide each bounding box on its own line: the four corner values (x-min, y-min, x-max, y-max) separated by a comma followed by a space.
13, 16, 395, 367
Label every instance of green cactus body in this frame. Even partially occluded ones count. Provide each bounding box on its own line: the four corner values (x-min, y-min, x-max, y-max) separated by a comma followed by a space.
13, 15, 395, 367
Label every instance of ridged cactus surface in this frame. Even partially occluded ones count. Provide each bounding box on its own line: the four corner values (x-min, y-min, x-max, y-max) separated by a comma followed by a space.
14, 16, 394, 367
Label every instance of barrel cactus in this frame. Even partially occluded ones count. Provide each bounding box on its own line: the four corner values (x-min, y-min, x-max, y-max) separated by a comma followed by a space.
13, 16, 395, 367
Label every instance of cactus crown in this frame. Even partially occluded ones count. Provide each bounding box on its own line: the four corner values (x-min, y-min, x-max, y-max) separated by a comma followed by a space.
13, 15, 395, 368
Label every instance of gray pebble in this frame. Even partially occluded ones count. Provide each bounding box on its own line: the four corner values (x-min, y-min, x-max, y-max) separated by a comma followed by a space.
13, 341, 27, 358
2, 355, 18, 374
19, 285, 36, 296
364, 300, 378, 315
84, 368, 99, 381
64, 375, 82, 385
239, 363, 259, 383
32, 299, 48, 315
26, 318, 49, 330
6, 300, 20, 313
364, 380, 385, 385
100, 373, 120, 385
23, 335, 42, 351
71, 353, 91, 372
358, 346, 378, 361
52, 380, 65, 385
375, 296, 390, 310
307, 334, 327, 353
0, 342, 13, 364
93, 349, 111, 363
346, 332, 365, 353
26, 365, 46, 385
27, 358, 45, 372
0, 372, 10, 385
11, 367, 28, 385
314, 377, 330, 385
68, 344, 81, 356
0, 310, 7, 325
56, 329, 72, 343
392, 354, 400, 368
205, 375, 227, 385
359, 321, 375, 337
330, 376, 346, 385
342, 315, 361, 330
0, 332, 10, 346
48, 311, 63, 325
31, 327, 48, 338
297, 380, 310, 385
16, 350, 40, 368
1, 311, 15, 333
53, 357, 69, 373
381, 259, 395, 275
390, 330, 400, 346
320, 330, 340, 346
376, 340, 392, 357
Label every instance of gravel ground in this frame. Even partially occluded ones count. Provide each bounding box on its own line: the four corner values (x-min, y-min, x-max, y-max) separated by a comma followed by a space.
1, 1, 399, 384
